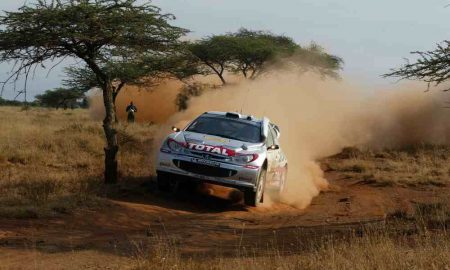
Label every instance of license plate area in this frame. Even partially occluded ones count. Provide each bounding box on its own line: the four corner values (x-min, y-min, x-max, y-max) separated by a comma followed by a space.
191, 158, 221, 167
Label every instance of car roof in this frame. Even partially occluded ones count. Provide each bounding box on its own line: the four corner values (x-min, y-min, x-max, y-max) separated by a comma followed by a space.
194, 111, 272, 140
203, 111, 266, 123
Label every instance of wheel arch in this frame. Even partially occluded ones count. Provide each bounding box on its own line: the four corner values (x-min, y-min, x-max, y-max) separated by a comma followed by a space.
262, 159, 268, 170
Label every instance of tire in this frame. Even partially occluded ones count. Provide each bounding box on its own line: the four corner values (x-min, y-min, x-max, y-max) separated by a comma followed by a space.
178, 180, 198, 193
244, 168, 267, 207
157, 172, 177, 192
270, 165, 288, 202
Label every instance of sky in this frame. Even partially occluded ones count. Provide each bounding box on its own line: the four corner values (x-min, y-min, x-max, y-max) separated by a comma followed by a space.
0, 0, 449, 100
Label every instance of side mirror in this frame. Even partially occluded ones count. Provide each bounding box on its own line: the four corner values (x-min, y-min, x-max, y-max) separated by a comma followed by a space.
273, 125, 281, 139
172, 126, 180, 132
267, 145, 280, 150
273, 125, 280, 133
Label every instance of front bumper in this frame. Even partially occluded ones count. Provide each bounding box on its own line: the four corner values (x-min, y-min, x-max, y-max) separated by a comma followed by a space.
156, 151, 260, 190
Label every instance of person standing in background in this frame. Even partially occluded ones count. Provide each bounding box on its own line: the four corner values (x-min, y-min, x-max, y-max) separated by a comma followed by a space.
126, 101, 138, 123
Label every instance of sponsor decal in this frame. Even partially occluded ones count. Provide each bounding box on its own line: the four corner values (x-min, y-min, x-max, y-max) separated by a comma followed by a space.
188, 143, 235, 156
203, 136, 229, 143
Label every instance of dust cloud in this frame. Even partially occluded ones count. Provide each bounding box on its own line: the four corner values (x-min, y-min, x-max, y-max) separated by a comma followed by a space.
90, 72, 450, 209
89, 75, 225, 123
89, 80, 181, 123
156, 73, 450, 208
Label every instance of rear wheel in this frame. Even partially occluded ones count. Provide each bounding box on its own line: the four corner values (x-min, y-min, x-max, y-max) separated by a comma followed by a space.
244, 169, 266, 207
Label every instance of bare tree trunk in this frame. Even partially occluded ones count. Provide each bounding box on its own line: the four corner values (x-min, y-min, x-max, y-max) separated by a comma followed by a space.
218, 65, 227, 85
112, 83, 124, 123
102, 83, 118, 184
112, 91, 119, 124
218, 73, 226, 85
83, 59, 119, 184
249, 69, 257, 80
206, 63, 227, 85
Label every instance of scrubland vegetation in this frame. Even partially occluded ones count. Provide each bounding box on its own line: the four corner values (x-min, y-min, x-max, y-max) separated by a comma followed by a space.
130, 148, 450, 270
0, 0, 448, 269
131, 197, 450, 269
1, 106, 449, 269
133, 231, 450, 270
324, 146, 450, 187
0, 106, 154, 218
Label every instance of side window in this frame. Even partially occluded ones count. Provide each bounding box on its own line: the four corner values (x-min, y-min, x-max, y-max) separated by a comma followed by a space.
266, 127, 275, 147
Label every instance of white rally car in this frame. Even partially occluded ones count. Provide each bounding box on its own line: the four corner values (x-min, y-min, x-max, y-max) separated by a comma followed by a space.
156, 111, 288, 206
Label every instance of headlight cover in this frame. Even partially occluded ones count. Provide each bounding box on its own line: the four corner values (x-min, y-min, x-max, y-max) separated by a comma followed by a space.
232, 154, 258, 164
167, 138, 185, 152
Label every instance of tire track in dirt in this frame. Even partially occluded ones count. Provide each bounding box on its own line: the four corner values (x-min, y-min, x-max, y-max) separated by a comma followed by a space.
2, 171, 445, 259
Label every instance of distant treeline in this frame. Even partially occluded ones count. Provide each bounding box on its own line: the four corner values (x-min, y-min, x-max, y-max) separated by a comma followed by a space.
0, 97, 38, 107
0, 89, 88, 109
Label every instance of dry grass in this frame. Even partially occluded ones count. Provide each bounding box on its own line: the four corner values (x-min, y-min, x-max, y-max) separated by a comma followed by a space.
324, 146, 450, 187
2, 106, 450, 269
0, 106, 155, 218
131, 235, 450, 270
131, 202, 450, 270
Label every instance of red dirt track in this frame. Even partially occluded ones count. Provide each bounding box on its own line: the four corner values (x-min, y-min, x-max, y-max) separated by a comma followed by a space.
0, 172, 447, 269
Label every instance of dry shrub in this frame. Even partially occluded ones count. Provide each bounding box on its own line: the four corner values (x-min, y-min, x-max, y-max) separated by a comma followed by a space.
132, 235, 183, 270
130, 200, 450, 270
0, 106, 153, 218
325, 145, 450, 187
18, 178, 64, 205
131, 231, 450, 270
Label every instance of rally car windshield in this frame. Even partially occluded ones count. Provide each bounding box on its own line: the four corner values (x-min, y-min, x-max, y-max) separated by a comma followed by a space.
186, 116, 263, 143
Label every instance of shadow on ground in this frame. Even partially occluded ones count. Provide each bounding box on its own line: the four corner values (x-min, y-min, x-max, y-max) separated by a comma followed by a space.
105, 175, 248, 213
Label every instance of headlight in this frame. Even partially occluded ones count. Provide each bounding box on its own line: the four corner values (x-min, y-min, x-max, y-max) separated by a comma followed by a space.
167, 139, 184, 152
232, 154, 258, 164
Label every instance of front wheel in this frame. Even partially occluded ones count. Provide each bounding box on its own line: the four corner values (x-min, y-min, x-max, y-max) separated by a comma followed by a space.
244, 169, 266, 207
270, 165, 288, 202
157, 172, 177, 192
277, 165, 288, 195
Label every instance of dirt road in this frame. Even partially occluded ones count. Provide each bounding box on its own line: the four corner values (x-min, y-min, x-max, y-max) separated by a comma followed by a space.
0, 171, 447, 269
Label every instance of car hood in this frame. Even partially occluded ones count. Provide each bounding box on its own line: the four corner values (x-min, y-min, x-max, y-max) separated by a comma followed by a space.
170, 131, 264, 154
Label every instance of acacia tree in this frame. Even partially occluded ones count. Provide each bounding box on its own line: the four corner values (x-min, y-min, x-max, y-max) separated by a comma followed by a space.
189, 29, 343, 84
65, 60, 161, 122
283, 43, 344, 79
230, 29, 298, 79
0, 0, 187, 184
65, 63, 145, 122
65, 48, 201, 121
188, 36, 237, 85
384, 41, 450, 91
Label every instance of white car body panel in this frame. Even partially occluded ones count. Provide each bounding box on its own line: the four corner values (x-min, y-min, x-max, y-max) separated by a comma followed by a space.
156, 111, 288, 191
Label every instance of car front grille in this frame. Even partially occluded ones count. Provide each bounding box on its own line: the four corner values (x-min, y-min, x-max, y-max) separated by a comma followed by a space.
173, 159, 237, 178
